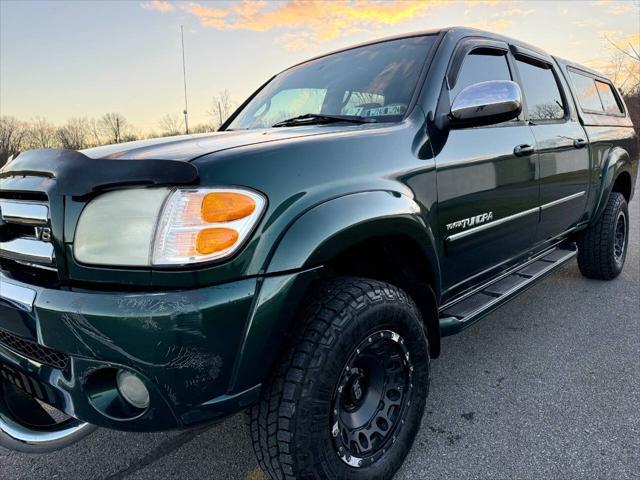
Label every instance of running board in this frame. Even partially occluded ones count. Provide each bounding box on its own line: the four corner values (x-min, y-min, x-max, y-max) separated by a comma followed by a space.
439, 244, 577, 336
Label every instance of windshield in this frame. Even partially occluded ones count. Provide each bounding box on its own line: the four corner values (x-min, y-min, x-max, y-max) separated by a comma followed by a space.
227, 35, 436, 130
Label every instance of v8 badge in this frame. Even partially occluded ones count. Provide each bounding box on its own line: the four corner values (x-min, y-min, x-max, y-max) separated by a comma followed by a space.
35, 227, 52, 242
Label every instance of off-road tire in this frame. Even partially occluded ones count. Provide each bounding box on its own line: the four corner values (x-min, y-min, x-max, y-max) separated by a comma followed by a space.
249, 277, 430, 480
577, 191, 629, 280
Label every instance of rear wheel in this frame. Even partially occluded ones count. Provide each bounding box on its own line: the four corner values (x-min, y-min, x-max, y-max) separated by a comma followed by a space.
249, 277, 430, 480
577, 192, 629, 280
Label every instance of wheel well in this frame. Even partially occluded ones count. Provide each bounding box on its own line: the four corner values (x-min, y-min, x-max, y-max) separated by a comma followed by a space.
612, 171, 632, 203
325, 235, 441, 358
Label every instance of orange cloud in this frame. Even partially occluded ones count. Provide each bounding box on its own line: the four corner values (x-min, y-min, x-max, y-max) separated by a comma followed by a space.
594, 0, 638, 15
182, 3, 228, 28
463, 0, 502, 4
141, 0, 175, 13
609, 5, 633, 14
467, 18, 513, 32
627, 33, 640, 48
178, 1, 439, 49
495, 8, 535, 17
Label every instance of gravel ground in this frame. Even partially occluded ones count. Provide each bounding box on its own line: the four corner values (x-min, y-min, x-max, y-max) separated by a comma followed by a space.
1, 187, 638, 480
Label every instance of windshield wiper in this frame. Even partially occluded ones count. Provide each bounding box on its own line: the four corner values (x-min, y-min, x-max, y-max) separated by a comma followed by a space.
272, 113, 375, 128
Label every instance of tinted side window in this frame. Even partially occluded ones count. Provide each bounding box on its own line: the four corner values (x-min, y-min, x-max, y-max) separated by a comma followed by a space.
516, 59, 565, 121
450, 51, 512, 100
596, 81, 623, 114
569, 71, 603, 112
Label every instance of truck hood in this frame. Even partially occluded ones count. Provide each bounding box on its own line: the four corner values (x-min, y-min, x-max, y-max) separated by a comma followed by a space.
1, 124, 380, 196
81, 125, 365, 161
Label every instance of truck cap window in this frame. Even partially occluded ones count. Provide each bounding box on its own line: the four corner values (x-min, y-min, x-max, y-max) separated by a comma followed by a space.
569, 70, 604, 112
516, 59, 565, 121
228, 36, 436, 130
450, 50, 512, 100
595, 80, 624, 115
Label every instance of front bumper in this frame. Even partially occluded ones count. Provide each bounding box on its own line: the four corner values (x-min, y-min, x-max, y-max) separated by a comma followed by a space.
0, 271, 261, 432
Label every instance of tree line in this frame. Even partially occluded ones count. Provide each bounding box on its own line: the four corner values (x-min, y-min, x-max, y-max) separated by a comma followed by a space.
0, 91, 236, 165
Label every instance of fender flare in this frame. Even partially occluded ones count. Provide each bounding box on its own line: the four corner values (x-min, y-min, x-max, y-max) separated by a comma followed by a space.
590, 146, 633, 225
266, 190, 441, 292
267, 190, 441, 353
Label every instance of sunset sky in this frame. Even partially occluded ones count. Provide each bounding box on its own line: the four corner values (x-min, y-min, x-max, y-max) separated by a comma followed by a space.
1, 0, 638, 133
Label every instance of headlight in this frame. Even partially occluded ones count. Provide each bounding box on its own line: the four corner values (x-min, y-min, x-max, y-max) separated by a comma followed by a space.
74, 188, 170, 266
74, 187, 266, 267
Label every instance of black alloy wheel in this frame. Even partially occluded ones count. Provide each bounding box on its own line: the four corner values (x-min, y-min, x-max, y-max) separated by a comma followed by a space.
613, 210, 627, 265
331, 329, 413, 468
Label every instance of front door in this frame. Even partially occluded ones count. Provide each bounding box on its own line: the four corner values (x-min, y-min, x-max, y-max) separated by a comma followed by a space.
512, 54, 590, 243
435, 45, 539, 296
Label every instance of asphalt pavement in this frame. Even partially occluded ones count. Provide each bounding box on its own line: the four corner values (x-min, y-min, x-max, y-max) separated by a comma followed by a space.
1, 187, 638, 480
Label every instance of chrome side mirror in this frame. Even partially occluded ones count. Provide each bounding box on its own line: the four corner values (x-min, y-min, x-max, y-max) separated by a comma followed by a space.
449, 80, 522, 128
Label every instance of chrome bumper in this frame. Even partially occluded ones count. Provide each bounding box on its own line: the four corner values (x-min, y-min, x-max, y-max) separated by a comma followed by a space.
0, 401, 95, 454
0, 274, 95, 453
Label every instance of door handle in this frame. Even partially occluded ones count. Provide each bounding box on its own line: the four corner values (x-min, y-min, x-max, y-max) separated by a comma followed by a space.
514, 144, 535, 157
573, 138, 588, 149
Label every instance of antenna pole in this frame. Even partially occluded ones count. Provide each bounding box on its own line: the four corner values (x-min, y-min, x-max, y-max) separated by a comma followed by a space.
181, 25, 189, 135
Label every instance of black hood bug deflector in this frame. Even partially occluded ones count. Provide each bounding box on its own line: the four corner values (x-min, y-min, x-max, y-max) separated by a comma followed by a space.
1, 149, 199, 197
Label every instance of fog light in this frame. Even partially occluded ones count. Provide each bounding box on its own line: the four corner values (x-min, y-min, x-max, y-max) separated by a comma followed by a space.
116, 371, 150, 409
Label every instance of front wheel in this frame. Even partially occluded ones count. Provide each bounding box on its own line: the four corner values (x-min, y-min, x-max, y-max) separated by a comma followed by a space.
249, 277, 430, 480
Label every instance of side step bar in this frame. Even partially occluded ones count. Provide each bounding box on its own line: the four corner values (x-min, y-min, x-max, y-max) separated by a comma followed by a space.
439, 244, 577, 336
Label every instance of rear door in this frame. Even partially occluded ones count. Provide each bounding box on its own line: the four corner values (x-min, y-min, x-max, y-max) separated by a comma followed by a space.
435, 40, 539, 295
511, 48, 590, 243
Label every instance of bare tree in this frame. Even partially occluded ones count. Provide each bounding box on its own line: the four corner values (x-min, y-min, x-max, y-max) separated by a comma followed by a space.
86, 117, 105, 147
530, 103, 564, 121
604, 35, 640, 95
604, 36, 640, 134
605, 35, 640, 62
100, 112, 128, 144
208, 90, 235, 129
0, 116, 29, 166
56, 118, 90, 150
27, 116, 58, 149
159, 114, 184, 136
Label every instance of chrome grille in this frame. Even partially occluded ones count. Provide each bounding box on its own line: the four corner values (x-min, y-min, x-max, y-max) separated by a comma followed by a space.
0, 198, 58, 277
0, 329, 70, 370
1, 238, 55, 265
0, 200, 48, 225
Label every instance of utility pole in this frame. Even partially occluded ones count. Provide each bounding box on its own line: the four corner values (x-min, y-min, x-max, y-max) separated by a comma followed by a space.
181, 25, 189, 135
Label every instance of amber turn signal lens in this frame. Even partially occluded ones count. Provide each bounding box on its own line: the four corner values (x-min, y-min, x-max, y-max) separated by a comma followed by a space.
196, 228, 239, 255
202, 192, 256, 223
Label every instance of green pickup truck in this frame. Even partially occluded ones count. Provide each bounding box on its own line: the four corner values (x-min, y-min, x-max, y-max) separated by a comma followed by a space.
0, 27, 637, 479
